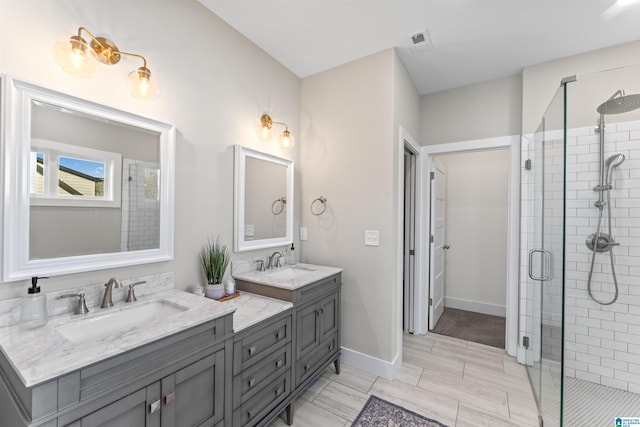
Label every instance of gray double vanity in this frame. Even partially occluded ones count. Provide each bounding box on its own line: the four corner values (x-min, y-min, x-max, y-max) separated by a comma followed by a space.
0, 266, 342, 427
0, 77, 342, 427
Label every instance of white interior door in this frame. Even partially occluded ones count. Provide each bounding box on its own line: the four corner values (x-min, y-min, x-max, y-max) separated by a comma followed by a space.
429, 158, 446, 330
403, 149, 416, 333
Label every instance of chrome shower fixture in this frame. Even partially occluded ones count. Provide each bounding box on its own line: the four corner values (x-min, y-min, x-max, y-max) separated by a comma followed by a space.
597, 89, 640, 115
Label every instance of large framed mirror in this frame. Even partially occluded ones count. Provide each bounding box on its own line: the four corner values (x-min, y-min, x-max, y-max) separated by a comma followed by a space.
2, 76, 175, 281
234, 145, 293, 251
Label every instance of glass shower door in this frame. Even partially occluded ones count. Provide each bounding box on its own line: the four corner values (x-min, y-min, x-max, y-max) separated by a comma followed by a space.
524, 83, 566, 427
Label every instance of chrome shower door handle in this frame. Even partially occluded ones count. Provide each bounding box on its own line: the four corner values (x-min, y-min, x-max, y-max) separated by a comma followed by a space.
528, 249, 553, 281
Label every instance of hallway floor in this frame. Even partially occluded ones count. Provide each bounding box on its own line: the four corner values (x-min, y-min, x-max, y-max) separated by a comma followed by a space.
270, 332, 539, 426
432, 308, 506, 349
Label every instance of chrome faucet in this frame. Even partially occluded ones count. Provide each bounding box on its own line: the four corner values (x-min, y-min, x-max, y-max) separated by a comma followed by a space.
101, 277, 122, 308
267, 251, 283, 269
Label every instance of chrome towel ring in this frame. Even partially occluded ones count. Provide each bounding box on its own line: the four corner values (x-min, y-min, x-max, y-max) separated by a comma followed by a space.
271, 197, 286, 215
311, 196, 327, 216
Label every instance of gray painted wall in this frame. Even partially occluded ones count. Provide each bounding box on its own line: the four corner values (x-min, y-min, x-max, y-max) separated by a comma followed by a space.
421, 74, 522, 146
0, 0, 301, 298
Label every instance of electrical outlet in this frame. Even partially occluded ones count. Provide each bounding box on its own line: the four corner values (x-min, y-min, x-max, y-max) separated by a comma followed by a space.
300, 227, 308, 241
364, 230, 379, 246
245, 224, 255, 237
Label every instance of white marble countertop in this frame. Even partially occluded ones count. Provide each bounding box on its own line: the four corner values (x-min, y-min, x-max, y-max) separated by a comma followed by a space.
233, 263, 343, 290
217, 292, 292, 333
0, 289, 235, 387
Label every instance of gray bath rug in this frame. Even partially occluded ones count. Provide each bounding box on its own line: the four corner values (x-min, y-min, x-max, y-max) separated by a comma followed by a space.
352, 395, 448, 427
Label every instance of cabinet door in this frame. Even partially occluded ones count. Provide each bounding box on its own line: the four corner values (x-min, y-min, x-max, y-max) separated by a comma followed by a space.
79, 388, 150, 427
296, 302, 320, 358
319, 292, 339, 342
161, 350, 225, 427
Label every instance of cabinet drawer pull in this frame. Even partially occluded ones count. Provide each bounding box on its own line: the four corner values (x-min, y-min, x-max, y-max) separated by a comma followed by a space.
320, 308, 324, 314
248, 409, 255, 419
248, 377, 256, 388
275, 387, 283, 397
164, 392, 175, 405
329, 343, 334, 351
276, 359, 283, 368
316, 310, 321, 317
149, 399, 161, 414
248, 345, 256, 355
276, 330, 284, 340
304, 363, 310, 372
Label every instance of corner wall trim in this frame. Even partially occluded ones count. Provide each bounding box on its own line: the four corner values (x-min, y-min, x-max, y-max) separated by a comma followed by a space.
340, 346, 401, 380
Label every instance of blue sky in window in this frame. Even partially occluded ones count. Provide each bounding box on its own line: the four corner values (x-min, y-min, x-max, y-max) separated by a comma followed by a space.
35, 152, 105, 179
60, 156, 105, 178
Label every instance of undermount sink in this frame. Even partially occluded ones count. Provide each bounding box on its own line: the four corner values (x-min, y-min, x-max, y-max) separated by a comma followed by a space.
56, 300, 188, 344
265, 265, 317, 281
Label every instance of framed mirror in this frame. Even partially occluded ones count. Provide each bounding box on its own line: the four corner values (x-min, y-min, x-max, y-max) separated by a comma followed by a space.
2, 76, 175, 281
234, 145, 293, 251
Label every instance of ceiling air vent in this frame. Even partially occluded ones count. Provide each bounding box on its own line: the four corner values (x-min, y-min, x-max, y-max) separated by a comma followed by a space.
409, 29, 432, 53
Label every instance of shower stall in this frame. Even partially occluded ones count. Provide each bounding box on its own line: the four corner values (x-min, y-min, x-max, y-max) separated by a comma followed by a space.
522, 63, 640, 426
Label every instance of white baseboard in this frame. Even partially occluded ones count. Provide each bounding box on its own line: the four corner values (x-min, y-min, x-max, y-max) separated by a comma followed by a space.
444, 296, 506, 317
340, 346, 401, 380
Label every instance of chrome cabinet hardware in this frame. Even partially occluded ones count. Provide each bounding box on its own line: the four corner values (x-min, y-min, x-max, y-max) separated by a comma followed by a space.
276, 330, 284, 340
275, 387, 283, 397
276, 359, 283, 368
248, 345, 256, 355
164, 392, 175, 405
149, 399, 161, 414
248, 377, 256, 388
248, 409, 255, 419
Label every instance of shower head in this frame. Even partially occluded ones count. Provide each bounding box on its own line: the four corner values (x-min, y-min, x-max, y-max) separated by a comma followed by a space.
606, 153, 625, 170
605, 153, 625, 184
597, 93, 640, 115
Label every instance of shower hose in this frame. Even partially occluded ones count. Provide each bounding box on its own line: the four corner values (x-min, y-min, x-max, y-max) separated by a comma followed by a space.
587, 187, 619, 305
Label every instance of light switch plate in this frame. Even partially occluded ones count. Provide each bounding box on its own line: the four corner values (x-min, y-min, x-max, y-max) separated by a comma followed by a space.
245, 224, 255, 237
300, 227, 308, 241
364, 230, 379, 246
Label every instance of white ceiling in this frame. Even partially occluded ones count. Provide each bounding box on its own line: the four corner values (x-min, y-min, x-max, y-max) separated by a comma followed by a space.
199, 0, 640, 95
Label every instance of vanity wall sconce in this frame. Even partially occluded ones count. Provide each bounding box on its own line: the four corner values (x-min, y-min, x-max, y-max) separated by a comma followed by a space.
260, 113, 295, 151
54, 27, 159, 101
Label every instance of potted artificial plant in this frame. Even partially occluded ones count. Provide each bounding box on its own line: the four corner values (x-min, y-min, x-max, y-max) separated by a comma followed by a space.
200, 236, 230, 299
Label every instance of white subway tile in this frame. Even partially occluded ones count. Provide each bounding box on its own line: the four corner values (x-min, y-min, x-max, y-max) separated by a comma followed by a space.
601, 376, 629, 391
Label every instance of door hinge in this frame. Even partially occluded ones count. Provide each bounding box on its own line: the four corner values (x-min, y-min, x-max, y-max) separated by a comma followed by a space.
430, 171, 435, 180
523, 336, 530, 349
409, 249, 415, 256
429, 298, 433, 306
525, 159, 532, 170
429, 235, 434, 243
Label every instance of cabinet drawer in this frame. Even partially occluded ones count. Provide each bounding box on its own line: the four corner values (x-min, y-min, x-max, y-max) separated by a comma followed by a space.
232, 344, 291, 409
233, 316, 291, 374
296, 334, 338, 386
235, 372, 290, 427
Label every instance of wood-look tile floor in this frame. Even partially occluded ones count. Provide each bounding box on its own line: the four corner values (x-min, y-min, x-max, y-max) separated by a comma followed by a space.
270, 332, 539, 427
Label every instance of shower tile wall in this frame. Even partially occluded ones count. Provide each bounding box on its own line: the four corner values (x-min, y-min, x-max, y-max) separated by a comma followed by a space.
521, 119, 640, 394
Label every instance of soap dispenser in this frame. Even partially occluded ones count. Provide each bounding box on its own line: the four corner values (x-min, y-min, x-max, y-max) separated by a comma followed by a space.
19, 276, 49, 329
286, 243, 298, 265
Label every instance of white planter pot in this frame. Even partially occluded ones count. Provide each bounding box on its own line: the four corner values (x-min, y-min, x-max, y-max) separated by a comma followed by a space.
205, 284, 224, 299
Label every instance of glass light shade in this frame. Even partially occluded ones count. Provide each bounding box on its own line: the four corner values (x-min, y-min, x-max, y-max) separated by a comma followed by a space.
258, 123, 274, 140
128, 67, 160, 101
280, 130, 295, 151
54, 37, 98, 79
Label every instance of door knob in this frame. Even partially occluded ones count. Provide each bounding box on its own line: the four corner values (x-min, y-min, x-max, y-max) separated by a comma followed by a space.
443, 244, 450, 250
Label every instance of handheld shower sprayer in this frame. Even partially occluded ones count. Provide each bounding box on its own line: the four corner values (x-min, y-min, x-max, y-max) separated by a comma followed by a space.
605, 153, 625, 184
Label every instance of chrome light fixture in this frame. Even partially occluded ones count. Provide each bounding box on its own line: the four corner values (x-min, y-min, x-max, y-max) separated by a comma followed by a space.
54, 27, 159, 101
260, 113, 295, 151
